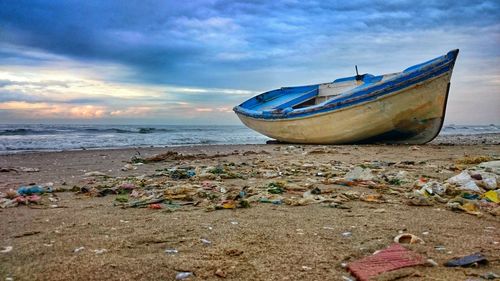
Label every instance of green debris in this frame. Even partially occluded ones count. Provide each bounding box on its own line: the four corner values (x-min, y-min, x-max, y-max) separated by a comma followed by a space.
130, 155, 144, 163
170, 169, 195, 179
115, 194, 129, 203
267, 181, 286, 194
238, 200, 251, 208
388, 178, 403, 185
208, 166, 225, 174
221, 172, 244, 179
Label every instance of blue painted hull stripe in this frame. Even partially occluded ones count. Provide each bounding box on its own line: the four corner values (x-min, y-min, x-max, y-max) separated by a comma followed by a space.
234, 50, 458, 120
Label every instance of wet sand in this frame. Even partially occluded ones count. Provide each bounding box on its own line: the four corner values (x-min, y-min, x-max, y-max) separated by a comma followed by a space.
0, 134, 499, 281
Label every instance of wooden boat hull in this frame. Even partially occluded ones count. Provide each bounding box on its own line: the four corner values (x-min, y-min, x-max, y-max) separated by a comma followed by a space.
234, 50, 458, 144
236, 71, 452, 144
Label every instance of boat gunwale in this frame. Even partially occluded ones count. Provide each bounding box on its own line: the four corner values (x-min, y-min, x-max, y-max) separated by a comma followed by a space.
235, 71, 450, 123
234, 50, 458, 120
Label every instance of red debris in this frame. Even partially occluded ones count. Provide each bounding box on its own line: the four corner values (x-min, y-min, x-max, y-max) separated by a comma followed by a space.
14, 196, 27, 203
27, 195, 42, 203
347, 243, 426, 281
148, 203, 162, 209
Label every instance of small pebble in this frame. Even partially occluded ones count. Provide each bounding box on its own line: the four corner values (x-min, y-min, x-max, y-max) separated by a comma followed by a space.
301, 266, 312, 271
341, 231, 352, 237
435, 245, 446, 251
215, 268, 226, 278
93, 249, 107, 254
426, 259, 438, 267
0, 246, 13, 253
482, 272, 499, 279
200, 238, 212, 245
165, 249, 178, 255
176, 272, 193, 280
73, 246, 85, 253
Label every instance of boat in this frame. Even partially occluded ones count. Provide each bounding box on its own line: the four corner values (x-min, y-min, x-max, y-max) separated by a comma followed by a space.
233, 49, 459, 144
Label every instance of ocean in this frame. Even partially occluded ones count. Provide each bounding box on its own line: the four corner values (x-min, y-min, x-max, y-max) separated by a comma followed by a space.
0, 124, 498, 153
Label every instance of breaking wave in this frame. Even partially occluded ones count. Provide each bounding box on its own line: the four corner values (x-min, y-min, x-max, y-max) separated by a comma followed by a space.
0, 124, 270, 152
0, 127, 178, 135
0, 124, 498, 153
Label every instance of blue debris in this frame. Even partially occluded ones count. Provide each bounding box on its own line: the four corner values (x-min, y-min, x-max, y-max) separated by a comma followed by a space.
444, 252, 488, 267
17, 185, 50, 195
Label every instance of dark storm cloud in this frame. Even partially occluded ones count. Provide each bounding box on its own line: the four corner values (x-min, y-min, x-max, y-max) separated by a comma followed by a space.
1, 0, 499, 89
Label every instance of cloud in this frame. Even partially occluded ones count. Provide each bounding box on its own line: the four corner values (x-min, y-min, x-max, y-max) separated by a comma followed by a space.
0, 61, 254, 123
110, 107, 155, 117
2, 1, 497, 88
0, 101, 106, 119
195, 107, 214, 112
0, 0, 499, 124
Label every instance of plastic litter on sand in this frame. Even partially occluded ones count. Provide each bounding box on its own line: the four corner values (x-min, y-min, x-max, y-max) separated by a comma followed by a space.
347, 243, 426, 281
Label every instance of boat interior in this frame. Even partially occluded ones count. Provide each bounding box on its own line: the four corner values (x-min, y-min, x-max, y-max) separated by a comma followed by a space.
237, 51, 449, 114
249, 72, 400, 112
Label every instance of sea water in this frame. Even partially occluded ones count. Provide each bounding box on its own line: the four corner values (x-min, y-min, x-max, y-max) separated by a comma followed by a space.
0, 124, 268, 153
0, 124, 498, 153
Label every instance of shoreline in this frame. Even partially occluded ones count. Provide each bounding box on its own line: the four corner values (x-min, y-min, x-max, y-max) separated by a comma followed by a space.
0, 133, 499, 156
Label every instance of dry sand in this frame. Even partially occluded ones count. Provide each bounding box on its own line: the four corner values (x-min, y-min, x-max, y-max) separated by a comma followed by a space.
1, 134, 499, 281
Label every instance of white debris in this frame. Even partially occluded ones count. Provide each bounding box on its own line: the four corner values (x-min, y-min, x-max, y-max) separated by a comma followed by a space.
422, 181, 447, 195
345, 167, 375, 181
477, 161, 500, 175
483, 177, 497, 190
18, 167, 40, 172
395, 170, 410, 182
73, 246, 85, 253
301, 265, 312, 270
1, 246, 13, 253
93, 249, 107, 254
165, 249, 178, 255
426, 259, 438, 267
200, 238, 212, 245
447, 171, 480, 192
121, 164, 135, 171
84, 171, 107, 177
341, 231, 352, 237
176, 272, 193, 280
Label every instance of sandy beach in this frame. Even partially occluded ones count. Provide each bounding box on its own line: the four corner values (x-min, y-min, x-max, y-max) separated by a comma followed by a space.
1, 134, 499, 281
3, 1, 499, 280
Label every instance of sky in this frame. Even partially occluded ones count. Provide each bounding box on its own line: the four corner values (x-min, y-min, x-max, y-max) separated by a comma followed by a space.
0, 0, 499, 125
